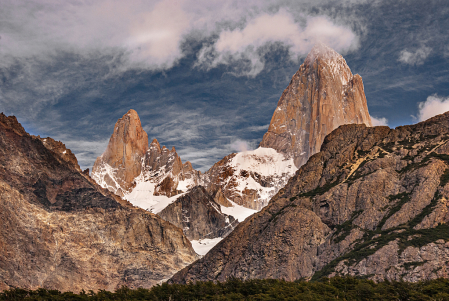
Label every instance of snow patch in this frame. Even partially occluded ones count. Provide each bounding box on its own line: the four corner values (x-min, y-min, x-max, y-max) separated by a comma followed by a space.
221, 199, 257, 222
190, 237, 223, 256
223, 147, 297, 207
230, 147, 296, 177
177, 178, 195, 192
125, 179, 185, 214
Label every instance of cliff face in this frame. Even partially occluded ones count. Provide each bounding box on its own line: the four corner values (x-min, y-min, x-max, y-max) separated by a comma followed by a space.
92, 111, 201, 202
260, 42, 372, 168
0, 113, 198, 292
158, 186, 238, 241
92, 109, 148, 196
171, 111, 449, 284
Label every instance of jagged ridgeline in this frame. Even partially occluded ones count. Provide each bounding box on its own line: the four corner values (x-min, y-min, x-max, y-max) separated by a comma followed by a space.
172, 111, 449, 284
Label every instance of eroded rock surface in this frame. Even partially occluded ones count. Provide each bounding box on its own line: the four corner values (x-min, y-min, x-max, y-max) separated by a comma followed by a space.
260, 42, 372, 168
158, 186, 238, 241
0, 113, 198, 292
92, 109, 148, 196
171, 111, 449, 284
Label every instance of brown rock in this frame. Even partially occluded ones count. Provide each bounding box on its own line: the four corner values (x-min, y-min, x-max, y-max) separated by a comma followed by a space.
260, 43, 372, 168
0, 114, 198, 292
92, 109, 148, 196
36, 136, 82, 172
158, 186, 238, 241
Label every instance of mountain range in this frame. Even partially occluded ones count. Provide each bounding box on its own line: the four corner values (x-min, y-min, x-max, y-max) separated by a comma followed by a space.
1, 43, 448, 291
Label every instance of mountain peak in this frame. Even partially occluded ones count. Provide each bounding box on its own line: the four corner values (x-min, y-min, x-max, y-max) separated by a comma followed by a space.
260, 44, 372, 168
305, 42, 342, 64
92, 110, 148, 195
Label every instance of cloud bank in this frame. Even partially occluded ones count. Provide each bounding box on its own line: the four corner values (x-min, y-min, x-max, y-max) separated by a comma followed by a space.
1, 0, 359, 75
195, 10, 358, 76
418, 95, 449, 122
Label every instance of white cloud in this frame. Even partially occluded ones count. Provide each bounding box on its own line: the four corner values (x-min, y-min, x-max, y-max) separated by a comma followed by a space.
370, 115, 388, 126
246, 124, 270, 132
398, 45, 432, 66
1, 1, 359, 75
195, 10, 358, 76
417, 95, 449, 122
230, 139, 254, 152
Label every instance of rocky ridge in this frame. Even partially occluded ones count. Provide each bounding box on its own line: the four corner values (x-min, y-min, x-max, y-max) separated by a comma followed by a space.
171, 111, 449, 283
0, 113, 198, 292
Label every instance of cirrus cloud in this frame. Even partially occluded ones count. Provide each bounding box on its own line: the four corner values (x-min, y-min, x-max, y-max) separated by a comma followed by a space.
398, 45, 432, 66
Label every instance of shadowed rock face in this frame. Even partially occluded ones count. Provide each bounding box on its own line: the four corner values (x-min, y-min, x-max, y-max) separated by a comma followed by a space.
171, 111, 449, 284
0, 113, 198, 292
92, 109, 148, 196
158, 186, 238, 241
260, 43, 372, 168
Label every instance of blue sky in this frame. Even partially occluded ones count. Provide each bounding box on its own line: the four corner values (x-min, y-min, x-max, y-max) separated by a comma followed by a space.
1, 0, 449, 171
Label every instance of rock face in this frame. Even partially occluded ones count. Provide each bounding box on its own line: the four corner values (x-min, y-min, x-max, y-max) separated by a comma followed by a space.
143, 139, 202, 197
92, 109, 148, 196
171, 111, 449, 284
260, 42, 372, 168
0, 113, 198, 292
36, 136, 82, 172
158, 186, 238, 241
92, 111, 201, 201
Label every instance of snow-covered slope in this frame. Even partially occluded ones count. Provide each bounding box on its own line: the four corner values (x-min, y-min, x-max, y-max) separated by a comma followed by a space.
125, 178, 186, 214
204, 147, 297, 210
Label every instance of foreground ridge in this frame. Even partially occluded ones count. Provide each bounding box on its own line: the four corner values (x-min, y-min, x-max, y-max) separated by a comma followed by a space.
0, 113, 198, 292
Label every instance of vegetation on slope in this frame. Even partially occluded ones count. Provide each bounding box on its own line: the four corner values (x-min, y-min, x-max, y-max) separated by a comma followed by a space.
2, 277, 449, 300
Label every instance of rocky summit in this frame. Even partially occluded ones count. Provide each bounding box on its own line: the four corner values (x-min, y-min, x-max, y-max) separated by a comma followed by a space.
171, 111, 449, 284
260, 42, 372, 168
0, 113, 198, 292
92, 109, 148, 197
92, 110, 201, 204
